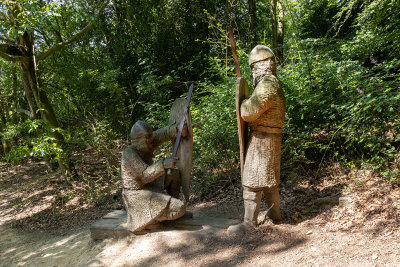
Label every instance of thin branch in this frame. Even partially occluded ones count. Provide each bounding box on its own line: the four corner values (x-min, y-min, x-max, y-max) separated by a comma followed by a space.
36, 28, 52, 47
15, 108, 32, 117
37, 0, 109, 62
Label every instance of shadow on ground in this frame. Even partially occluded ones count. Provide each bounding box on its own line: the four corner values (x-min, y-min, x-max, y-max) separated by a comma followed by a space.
87, 201, 308, 267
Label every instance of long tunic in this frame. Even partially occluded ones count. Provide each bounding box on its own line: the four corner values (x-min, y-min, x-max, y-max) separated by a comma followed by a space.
240, 74, 286, 189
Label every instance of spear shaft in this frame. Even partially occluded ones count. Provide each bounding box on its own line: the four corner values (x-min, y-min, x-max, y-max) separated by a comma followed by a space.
228, 26, 241, 78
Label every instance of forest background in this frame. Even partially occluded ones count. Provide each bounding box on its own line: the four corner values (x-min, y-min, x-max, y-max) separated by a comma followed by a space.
0, 0, 399, 210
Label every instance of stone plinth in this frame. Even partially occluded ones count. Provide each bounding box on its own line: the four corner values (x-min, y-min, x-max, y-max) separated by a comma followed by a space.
90, 210, 129, 240
90, 210, 240, 240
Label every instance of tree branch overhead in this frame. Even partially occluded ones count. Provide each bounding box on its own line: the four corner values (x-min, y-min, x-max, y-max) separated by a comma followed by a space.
36, 1, 109, 62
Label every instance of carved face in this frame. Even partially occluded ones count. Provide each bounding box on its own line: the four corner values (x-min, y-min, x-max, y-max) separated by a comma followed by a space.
251, 58, 276, 87
130, 120, 154, 153
132, 131, 154, 153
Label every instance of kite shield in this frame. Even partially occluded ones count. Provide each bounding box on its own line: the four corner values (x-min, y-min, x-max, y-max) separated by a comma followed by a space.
236, 77, 250, 177
169, 98, 193, 202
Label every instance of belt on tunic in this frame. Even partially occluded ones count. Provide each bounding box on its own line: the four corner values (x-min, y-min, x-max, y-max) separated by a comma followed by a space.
250, 125, 283, 134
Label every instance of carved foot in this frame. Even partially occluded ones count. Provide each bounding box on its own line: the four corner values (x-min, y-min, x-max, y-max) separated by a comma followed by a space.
267, 209, 282, 223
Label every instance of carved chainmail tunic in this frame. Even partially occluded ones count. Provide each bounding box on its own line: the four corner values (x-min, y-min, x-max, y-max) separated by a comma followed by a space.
240, 74, 285, 188
121, 125, 179, 232
121, 147, 164, 190
121, 125, 176, 190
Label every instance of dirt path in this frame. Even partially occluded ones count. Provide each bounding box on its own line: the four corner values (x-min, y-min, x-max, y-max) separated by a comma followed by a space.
0, 226, 104, 267
88, 217, 400, 267
2, 199, 399, 267
1, 159, 399, 266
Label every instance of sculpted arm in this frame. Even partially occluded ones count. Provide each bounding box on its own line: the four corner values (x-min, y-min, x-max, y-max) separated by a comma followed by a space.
121, 148, 166, 187
142, 157, 177, 184
240, 76, 281, 122
240, 83, 277, 122
141, 159, 165, 184
153, 124, 178, 148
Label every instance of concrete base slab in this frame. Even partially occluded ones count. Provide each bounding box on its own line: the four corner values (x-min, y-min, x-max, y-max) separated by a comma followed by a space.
90, 210, 240, 240
90, 210, 129, 240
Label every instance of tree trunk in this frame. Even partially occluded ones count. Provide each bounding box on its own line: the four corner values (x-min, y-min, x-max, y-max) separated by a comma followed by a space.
11, 69, 20, 122
270, 0, 284, 64
19, 63, 39, 119
276, 1, 285, 64
19, 31, 73, 180
249, 0, 257, 48
271, 0, 278, 51
0, 107, 9, 156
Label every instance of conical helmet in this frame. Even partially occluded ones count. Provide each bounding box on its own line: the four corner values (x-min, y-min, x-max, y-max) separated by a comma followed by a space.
130, 120, 152, 139
249, 45, 275, 66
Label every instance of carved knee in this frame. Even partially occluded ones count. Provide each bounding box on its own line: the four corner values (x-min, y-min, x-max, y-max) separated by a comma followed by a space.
243, 186, 262, 201
164, 198, 186, 220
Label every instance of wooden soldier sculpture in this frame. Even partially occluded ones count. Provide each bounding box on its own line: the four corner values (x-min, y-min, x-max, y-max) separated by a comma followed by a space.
228, 45, 286, 234
121, 99, 193, 233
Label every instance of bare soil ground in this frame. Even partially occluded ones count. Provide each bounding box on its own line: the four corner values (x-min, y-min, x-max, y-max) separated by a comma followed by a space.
0, 149, 399, 267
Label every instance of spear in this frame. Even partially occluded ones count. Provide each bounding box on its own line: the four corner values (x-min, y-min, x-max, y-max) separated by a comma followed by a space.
228, 26, 242, 78
228, 26, 248, 177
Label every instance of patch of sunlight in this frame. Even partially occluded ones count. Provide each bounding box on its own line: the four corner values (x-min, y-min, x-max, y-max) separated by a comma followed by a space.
21, 251, 39, 260
41, 233, 80, 250
69, 240, 84, 249
2, 247, 17, 255
42, 251, 63, 258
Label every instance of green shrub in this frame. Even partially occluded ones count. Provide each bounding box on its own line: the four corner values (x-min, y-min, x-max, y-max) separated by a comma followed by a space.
281, 39, 400, 183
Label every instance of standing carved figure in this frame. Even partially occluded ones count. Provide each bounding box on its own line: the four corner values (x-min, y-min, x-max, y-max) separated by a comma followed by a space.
228, 45, 286, 233
121, 119, 189, 233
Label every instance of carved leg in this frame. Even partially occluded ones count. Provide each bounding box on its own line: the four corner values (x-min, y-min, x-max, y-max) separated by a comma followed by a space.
243, 187, 263, 226
227, 187, 262, 234
264, 186, 282, 221
123, 189, 176, 233
159, 197, 186, 221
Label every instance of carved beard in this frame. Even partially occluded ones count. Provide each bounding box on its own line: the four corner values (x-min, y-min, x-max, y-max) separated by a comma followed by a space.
252, 59, 275, 87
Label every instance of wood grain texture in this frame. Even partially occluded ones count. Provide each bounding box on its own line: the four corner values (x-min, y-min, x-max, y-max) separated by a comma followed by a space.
169, 98, 193, 202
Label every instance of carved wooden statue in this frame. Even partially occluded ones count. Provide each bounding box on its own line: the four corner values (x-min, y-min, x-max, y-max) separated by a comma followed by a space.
121, 98, 193, 233
228, 45, 286, 234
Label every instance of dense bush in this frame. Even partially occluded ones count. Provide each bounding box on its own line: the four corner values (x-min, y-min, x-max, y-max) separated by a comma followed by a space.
281, 38, 400, 183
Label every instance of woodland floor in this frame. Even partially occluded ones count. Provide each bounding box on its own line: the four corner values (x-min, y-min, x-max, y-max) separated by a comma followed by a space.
0, 147, 399, 267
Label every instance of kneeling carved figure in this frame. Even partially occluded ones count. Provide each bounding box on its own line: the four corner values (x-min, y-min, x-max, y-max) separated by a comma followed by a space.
121, 116, 190, 233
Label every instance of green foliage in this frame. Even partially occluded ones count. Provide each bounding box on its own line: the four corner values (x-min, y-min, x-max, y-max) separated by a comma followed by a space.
281, 35, 400, 183
336, 0, 400, 60
191, 80, 239, 170
4, 120, 63, 165
1, 0, 399, 198
190, 79, 241, 195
